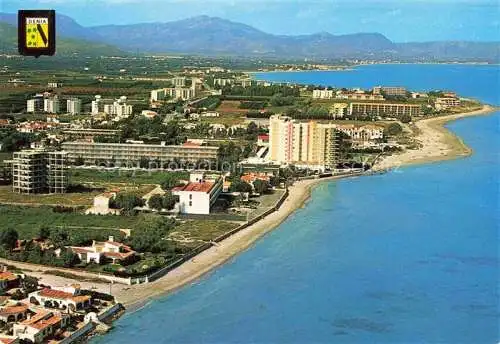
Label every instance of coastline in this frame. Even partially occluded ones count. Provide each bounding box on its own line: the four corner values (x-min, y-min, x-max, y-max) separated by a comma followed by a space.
372, 104, 497, 171
112, 104, 497, 311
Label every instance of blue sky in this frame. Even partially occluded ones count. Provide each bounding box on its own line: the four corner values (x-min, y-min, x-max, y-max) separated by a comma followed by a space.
2, 0, 499, 42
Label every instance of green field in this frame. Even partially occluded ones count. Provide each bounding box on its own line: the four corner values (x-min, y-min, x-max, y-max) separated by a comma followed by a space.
70, 169, 189, 186
0, 205, 148, 239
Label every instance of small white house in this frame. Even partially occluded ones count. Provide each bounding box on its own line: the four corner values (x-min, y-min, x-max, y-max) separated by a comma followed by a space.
86, 192, 119, 215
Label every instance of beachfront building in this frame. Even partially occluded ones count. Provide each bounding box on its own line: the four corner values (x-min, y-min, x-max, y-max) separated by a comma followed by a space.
66, 98, 82, 115
373, 86, 407, 96
13, 310, 70, 343
312, 89, 335, 99
268, 115, 340, 170
435, 97, 461, 110
12, 150, 69, 194
335, 124, 385, 142
28, 285, 92, 312
349, 102, 421, 117
61, 141, 219, 167
68, 236, 136, 265
172, 173, 223, 214
336, 91, 384, 101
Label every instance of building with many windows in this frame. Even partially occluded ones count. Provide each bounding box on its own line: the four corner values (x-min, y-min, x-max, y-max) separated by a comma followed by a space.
268, 115, 340, 170
66, 98, 82, 115
172, 173, 223, 214
435, 97, 461, 110
349, 102, 421, 117
61, 141, 219, 167
43, 96, 60, 114
373, 86, 407, 96
312, 89, 335, 99
12, 150, 68, 194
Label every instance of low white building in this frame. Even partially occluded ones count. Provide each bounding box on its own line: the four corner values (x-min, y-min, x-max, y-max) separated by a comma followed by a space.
312, 89, 335, 99
435, 97, 461, 110
69, 236, 136, 265
13, 310, 70, 343
86, 192, 119, 215
172, 174, 223, 214
28, 285, 92, 312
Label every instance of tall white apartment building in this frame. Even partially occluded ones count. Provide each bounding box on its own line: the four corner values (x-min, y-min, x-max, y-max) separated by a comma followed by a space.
268, 115, 341, 170
43, 96, 60, 114
172, 77, 187, 87
91, 95, 102, 115
103, 96, 133, 117
66, 98, 82, 115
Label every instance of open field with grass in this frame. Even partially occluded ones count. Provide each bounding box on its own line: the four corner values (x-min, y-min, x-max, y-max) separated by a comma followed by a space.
169, 220, 240, 248
0, 183, 155, 206
70, 168, 188, 186
0, 185, 99, 206
0, 205, 148, 238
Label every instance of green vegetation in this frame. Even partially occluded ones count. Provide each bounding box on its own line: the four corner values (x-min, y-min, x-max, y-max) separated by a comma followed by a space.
0, 205, 142, 238
147, 192, 178, 210
70, 169, 189, 185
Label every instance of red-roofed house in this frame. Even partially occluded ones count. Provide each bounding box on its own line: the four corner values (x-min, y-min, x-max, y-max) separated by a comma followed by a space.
28, 285, 92, 312
68, 236, 136, 265
0, 271, 20, 292
172, 174, 223, 214
0, 303, 29, 323
13, 310, 69, 343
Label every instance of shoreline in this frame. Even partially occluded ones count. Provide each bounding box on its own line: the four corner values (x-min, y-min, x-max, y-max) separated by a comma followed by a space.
372, 104, 497, 171
113, 104, 497, 311
1, 105, 496, 317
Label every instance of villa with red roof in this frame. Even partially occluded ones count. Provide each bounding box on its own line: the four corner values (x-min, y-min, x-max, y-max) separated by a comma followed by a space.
13, 310, 69, 343
28, 285, 92, 313
68, 236, 136, 265
172, 173, 223, 214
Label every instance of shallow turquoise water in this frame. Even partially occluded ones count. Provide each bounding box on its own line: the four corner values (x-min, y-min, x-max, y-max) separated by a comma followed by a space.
96, 65, 499, 343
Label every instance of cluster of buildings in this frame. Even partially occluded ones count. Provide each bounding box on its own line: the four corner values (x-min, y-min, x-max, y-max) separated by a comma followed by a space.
26, 94, 82, 115
0, 268, 119, 344
91, 95, 133, 119
268, 115, 385, 170
312, 88, 384, 101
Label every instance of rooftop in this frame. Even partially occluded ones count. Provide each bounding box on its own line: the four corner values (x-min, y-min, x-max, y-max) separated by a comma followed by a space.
172, 181, 214, 193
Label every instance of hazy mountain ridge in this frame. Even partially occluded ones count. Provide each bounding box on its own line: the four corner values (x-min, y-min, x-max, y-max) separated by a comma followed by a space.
0, 12, 498, 61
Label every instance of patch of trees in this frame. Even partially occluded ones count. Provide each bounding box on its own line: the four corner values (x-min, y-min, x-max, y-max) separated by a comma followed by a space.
0, 129, 37, 152
148, 192, 179, 211
127, 216, 177, 253
269, 94, 296, 107
217, 142, 253, 168
223, 85, 300, 97
111, 192, 145, 214
229, 180, 253, 193
385, 123, 403, 136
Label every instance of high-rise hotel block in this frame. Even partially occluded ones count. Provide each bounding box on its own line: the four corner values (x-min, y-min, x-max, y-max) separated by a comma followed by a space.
268, 115, 340, 170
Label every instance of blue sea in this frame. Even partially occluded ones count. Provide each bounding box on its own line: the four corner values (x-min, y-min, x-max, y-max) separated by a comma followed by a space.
96, 64, 499, 343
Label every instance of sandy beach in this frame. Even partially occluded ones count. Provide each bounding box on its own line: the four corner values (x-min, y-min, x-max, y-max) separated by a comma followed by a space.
2, 104, 497, 312
373, 104, 497, 171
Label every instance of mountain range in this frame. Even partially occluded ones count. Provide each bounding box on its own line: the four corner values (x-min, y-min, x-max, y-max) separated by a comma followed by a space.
1, 12, 498, 62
